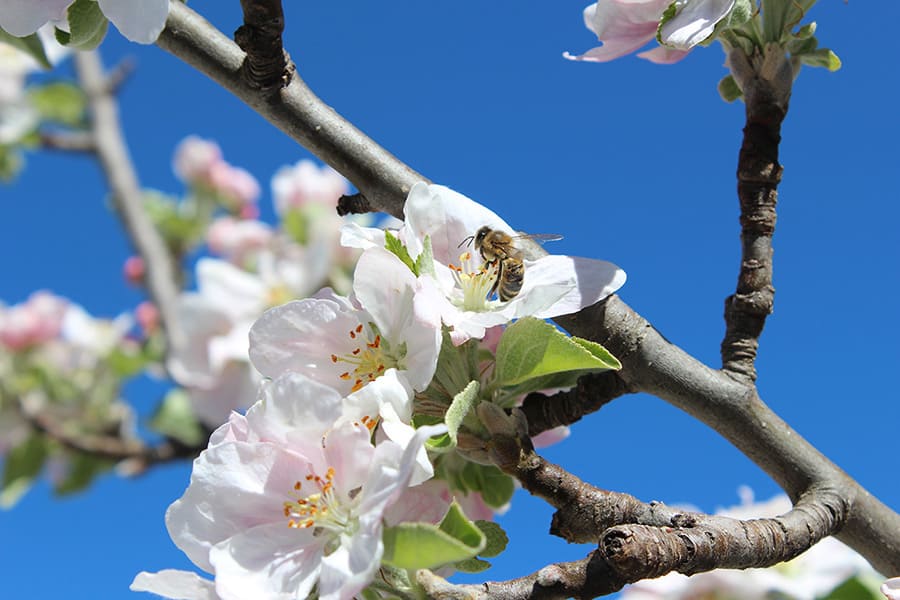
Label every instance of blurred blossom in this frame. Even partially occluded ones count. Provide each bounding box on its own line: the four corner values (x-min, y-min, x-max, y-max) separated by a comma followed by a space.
0, 291, 68, 351
271, 159, 348, 215
206, 217, 273, 264
620, 488, 882, 600
123, 255, 146, 286
135, 301, 160, 336
882, 578, 900, 600
207, 161, 260, 208
173, 136, 222, 185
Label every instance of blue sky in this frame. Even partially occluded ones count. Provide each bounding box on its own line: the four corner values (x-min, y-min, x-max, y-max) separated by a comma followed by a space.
1, 2, 898, 598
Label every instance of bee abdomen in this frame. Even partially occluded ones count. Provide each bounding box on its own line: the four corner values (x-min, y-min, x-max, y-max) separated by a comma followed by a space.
498, 259, 524, 301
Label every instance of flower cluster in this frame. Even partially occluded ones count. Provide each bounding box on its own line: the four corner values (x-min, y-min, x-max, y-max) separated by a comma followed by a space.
132, 182, 626, 599
0, 0, 169, 44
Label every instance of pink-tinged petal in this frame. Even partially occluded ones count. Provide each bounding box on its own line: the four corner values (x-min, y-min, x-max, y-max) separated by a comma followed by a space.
341, 368, 413, 426
247, 372, 343, 448
322, 423, 377, 495
318, 516, 383, 600
206, 319, 252, 375
637, 45, 691, 64
209, 523, 324, 600
404, 183, 512, 265
165, 442, 310, 572
248, 298, 361, 390
168, 297, 235, 388
208, 411, 253, 446
591, 0, 671, 39
377, 403, 434, 485
189, 362, 258, 428
384, 479, 452, 526
0, 0, 73, 37
660, 0, 735, 49
532, 425, 571, 449
97, 0, 169, 44
196, 259, 266, 318
882, 578, 900, 600
130, 570, 218, 600
563, 34, 655, 63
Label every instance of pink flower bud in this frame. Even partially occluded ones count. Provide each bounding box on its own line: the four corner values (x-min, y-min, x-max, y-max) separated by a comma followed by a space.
172, 136, 222, 184
135, 301, 160, 336
0, 291, 68, 350
206, 216, 272, 262
208, 162, 261, 208
123, 256, 146, 285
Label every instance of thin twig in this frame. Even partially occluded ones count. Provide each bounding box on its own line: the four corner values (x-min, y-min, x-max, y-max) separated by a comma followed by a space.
74, 50, 184, 353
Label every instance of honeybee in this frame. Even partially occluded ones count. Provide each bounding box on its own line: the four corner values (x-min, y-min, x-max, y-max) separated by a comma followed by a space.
460, 226, 561, 301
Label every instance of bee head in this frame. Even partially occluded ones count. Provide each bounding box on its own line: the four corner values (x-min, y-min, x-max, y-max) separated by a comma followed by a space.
458, 226, 491, 249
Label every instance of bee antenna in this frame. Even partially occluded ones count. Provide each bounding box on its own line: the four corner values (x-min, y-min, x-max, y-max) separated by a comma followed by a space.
458, 235, 475, 248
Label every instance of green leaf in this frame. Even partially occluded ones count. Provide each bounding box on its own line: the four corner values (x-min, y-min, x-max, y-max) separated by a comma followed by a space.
794, 22, 816, 39
460, 462, 514, 509
494, 317, 620, 388
787, 36, 818, 56
0, 145, 24, 182
1, 434, 48, 508
444, 380, 479, 445
454, 557, 491, 573
819, 575, 882, 600
107, 346, 149, 378
799, 48, 841, 72
414, 235, 436, 277
475, 520, 509, 558
28, 83, 87, 126
150, 389, 205, 446
57, 0, 109, 50
382, 502, 485, 570
384, 230, 417, 275
54, 453, 114, 496
0, 30, 51, 69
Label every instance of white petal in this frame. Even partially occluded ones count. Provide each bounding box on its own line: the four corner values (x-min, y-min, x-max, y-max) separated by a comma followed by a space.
248, 372, 343, 447
323, 422, 377, 495
660, 0, 735, 49
196, 259, 267, 319
340, 368, 413, 426
518, 255, 626, 319
882, 578, 900, 600
340, 222, 385, 250
130, 570, 218, 600
403, 183, 512, 265
209, 523, 324, 600
318, 521, 383, 600
0, 0, 72, 37
188, 362, 258, 428
378, 403, 434, 485
97, 0, 169, 44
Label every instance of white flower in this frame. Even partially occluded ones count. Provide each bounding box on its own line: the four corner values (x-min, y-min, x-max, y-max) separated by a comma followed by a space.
134, 372, 445, 600
249, 247, 442, 395
0, 0, 170, 44
271, 159, 348, 215
563, 0, 735, 64
344, 182, 625, 344
882, 578, 900, 600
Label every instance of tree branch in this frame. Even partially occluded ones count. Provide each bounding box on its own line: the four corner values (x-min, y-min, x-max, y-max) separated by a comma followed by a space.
156, 1, 425, 218
721, 46, 793, 381
74, 50, 184, 352
234, 0, 291, 91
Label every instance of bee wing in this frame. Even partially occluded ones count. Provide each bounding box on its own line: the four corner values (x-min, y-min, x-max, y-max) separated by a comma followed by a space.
512, 233, 563, 244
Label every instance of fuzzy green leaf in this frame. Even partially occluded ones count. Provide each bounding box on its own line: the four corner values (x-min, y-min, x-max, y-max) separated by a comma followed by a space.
0, 30, 51, 69
56, 0, 108, 50
29, 83, 86, 126
384, 230, 417, 275
820, 576, 882, 600
475, 520, 509, 558
54, 453, 114, 496
445, 380, 479, 445
495, 317, 620, 388
382, 501, 485, 570
460, 462, 514, 509
454, 557, 492, 573
799, 48, 841, 71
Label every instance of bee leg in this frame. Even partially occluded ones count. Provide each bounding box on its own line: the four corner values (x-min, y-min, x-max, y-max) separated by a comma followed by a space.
488, 260, 501, 299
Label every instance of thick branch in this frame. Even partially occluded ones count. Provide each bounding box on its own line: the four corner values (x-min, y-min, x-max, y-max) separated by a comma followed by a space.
156, 2, 425, 218
74, 50, 184, 352
721, 46, 793, 381
556, 297, 900, 575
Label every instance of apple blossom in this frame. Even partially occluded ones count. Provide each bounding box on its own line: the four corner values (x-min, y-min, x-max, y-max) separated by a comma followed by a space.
173, 136, 222, 185
206, 217, 273, 266
343, 182, 626, 344
271, 158, 349, 216
883, 578, 900, 600
134, 371, 445, 600
0, 0, 170, 44
207, 161, 260, 209
563, 0, 736, 65
249, 246, 442, 395
0, 291, 68, 350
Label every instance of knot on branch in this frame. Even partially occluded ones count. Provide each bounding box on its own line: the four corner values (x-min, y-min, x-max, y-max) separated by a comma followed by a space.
520, 371, 632, 437
235, 0, 292, 91
337, 192, 373, 216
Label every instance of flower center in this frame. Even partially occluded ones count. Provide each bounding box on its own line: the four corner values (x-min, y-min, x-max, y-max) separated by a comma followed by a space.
449, 251, 501, 311
330, 323, 406, 392
284, 466, 356, 534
